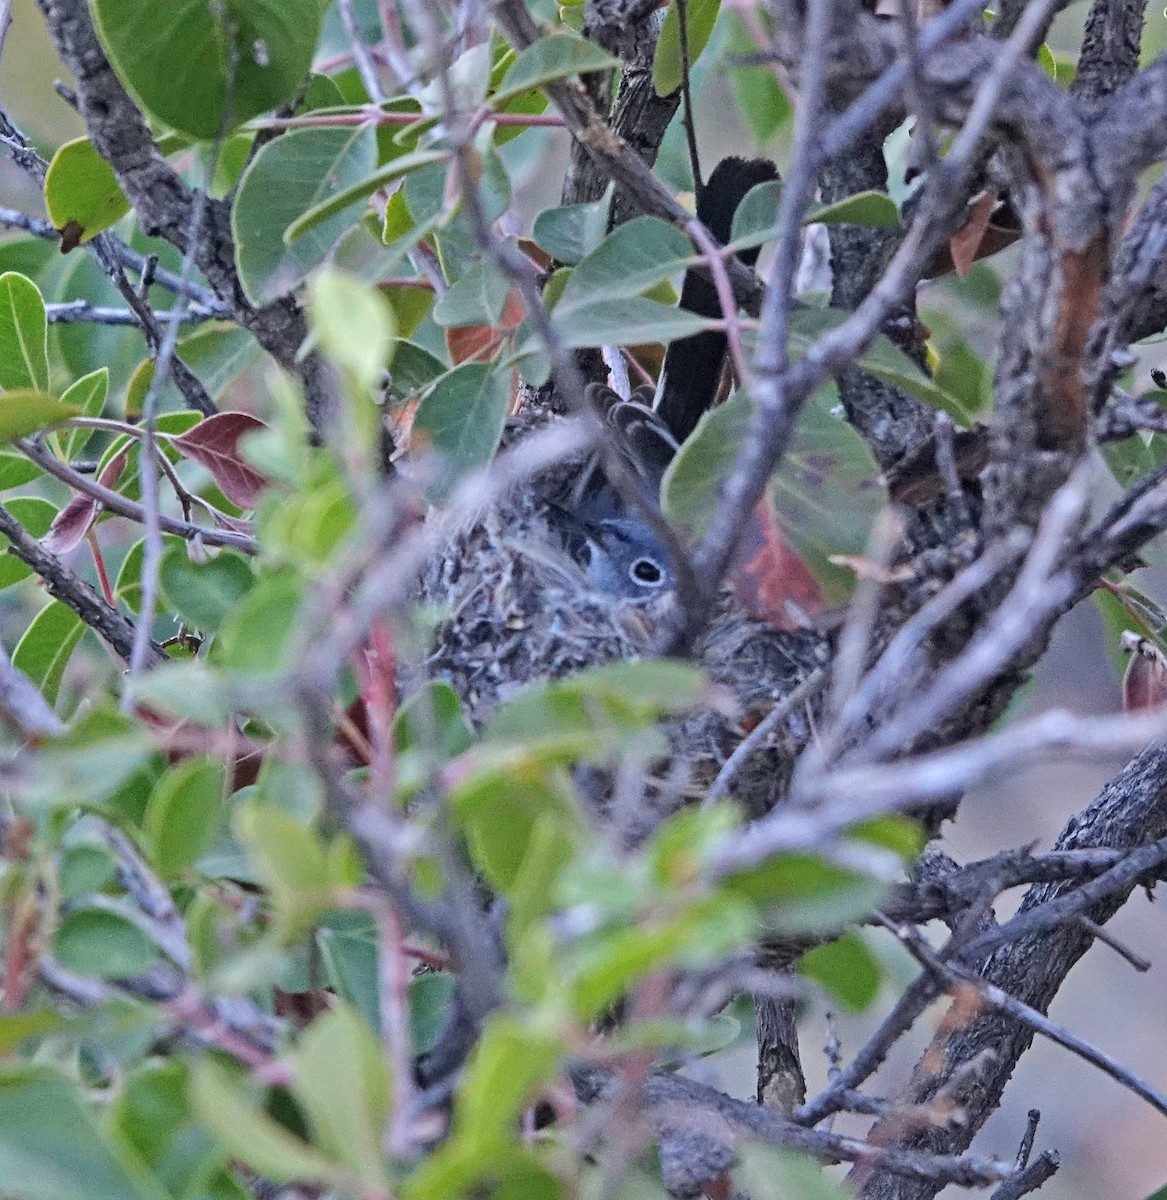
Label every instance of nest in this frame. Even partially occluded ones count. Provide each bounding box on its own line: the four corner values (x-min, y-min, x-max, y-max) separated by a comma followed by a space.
410, 415, 830, 830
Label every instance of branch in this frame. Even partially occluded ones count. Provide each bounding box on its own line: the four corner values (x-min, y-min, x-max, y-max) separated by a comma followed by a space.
0, 502, 163, 666
0, 207, 231, 315
33, 0, 337, 435
1072, 0, 1147, 103
855, 742, 1167, 1200
569, 1064, 1013, 1193
17, 438, 259, 554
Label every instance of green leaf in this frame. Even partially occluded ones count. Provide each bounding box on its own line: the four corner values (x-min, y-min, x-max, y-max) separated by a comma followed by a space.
91, 0, 328, 140
314, 917, 379, 1032
812, 190, 900, 227
1102, 398, 1167, 490
733, 1144, 851, 1200
922, 307, 993, 425
143, 757, 227, 880
43, 139, 131, 247
260, 465, 358, 566
412, 362, 510, 490
291, 1004, 390, 1189
59, 843, 119, 901
432, 261, 511, 329
60, 368, 110, 460
127, 661, 238, 727
726, 14, 791, 141
654, 0, 721, 96
551, 295, 710, 349
178, 322, 265, 400
12, 599, 85, 705
234, 800, 335, 932
486, 660, 706, 753
115, 534, 186, 613
468, 663, 698, 803
309, 267, 396, 386
456, 1017, 561, 1142
773, 386, 884, 601
285, 148, 449, 243
0, 1011, 69, 1056
568, 898, 755, 1016
387, 341, 447, 399
54, 908, 157, 978
788, 307, 969, 415
395, 680, 474, 758
111, 1061, 192, 1176
21, 704, 153, 810
798, 931, 882, 1011
494, 33, 617, 104
451, 770, 571, 894
233, 124, 379, 304
0, 273, 48, 392
724, 852, 888, 934
0, 1066, 172, 1200
556, 217, 695, 310
0, 390, 81, 442
0, 449, 40, 491
731, 185, 898, 251
215, 567, 305, 676
410, 973, 456, 1056
159, 545, 255, 633
190, 1059, 348, 1187
0, 497, 57, 591
531, 192, 611, 266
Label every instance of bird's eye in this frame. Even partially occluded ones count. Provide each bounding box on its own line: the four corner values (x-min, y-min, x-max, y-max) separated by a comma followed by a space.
630, 557, 664, 586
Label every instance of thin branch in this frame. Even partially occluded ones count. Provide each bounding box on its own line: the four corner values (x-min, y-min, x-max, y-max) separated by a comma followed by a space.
17, 438, 259, 553
883, 915, 1167, 1118
0, 503, 163, 665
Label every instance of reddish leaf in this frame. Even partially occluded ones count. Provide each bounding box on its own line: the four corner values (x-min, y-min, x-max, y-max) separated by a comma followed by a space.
730, 497, 826, 631
926, 192, 1021, 278
947, 191, 995, 277
1122, 634, 1167, 711
209, 508, 254, 535
41, 445, 129, 554
41, 495, 98, 556
172, 412, 270, 508
444, 289, 526, 366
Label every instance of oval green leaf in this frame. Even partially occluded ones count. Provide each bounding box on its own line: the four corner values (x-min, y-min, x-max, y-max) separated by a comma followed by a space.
44, 139, 131, 247
0, 275, 48, 392
91, 0, 327, 140
233, 123, 379, 304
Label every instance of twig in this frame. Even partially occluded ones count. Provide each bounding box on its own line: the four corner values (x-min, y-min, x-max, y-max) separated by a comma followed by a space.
339, 0, 386, 104
17, 437, 259, 553
958, 836, 1167, 963
0, 502, 163, 665
990, 1151, 1060, 1200
704, 668, 826, 806
1075, 915, 1151, 971
682, 0, 834, 640
44, 300, 219, 326
883, 915, 1167, 1119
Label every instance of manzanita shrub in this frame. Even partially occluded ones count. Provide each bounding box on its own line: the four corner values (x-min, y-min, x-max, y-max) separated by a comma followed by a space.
1, 0, 1167, 1198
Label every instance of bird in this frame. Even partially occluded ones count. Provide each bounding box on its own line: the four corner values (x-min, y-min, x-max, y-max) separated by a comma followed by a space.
413, 155, 825, 807
552, 155, 782, 606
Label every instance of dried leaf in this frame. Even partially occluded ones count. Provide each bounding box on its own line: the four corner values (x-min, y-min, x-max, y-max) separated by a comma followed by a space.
41, 446, 129, 555
444, 289, 525, 365
730, 498, 827, 630
40, 494, 98, 556
1122, 634, 1167, 711
948, 191, 996, 278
